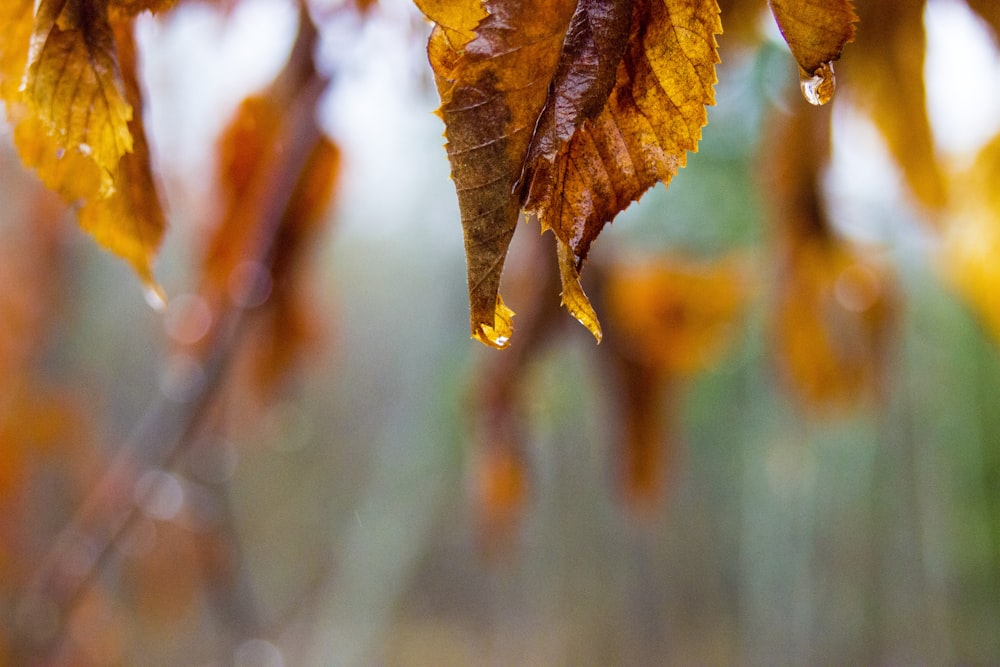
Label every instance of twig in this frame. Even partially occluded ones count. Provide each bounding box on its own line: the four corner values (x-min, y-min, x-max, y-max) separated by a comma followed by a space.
11, 6, 326, 662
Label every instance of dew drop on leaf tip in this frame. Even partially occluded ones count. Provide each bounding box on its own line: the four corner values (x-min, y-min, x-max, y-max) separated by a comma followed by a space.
799, 62, 836, 106
144, 284, 168, 313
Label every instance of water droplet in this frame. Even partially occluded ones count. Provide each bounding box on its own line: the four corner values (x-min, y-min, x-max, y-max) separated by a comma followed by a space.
144, 284, 168, 313
799, 62, 836, 106
77, 143, 92, 156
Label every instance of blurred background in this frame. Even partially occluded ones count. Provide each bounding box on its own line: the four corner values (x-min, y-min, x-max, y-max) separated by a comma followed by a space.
2, 0, 1000, 664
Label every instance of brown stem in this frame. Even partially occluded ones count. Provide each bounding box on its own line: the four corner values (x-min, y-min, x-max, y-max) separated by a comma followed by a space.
11, 7, 326, 662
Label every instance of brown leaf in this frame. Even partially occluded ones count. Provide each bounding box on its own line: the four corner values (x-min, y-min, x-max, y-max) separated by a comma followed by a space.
715, 0, 766, 44
76, 20, 166, 290
24, 0, 134, 192
421, 0, 721, 347
192, 35, 337, 395
965, 0, 1000, 38
943, 131, 1000, 342
764, 101, 894, 410
601, 255, 746, 510
248, 137, 339, 392
2, 1, 166, 289
604, 254, 747, 374
424, 0, 577, 347
526, 0, 721, 342
773, 239, 893, 409
108, 0, 178, 21
0, 0, 33, 103
842, 0, 947, 213
768, 0, 857, 105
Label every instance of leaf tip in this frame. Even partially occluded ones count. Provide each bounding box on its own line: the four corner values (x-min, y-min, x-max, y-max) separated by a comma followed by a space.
143, 281, 168, 313
557, 243, 602, 343
472, 294, 515, 349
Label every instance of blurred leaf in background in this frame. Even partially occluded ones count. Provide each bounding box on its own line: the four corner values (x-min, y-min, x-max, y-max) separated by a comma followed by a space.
0, 0, 999, 665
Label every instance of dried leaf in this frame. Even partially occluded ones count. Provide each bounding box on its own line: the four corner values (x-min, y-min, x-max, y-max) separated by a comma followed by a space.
843, 0, 947, 213
250, 137, 339, 391
715, 0, 766, 44
424, 0, 577, 347
420, 0, 721, 347
765, 101, 894, 410
601, 254, 746, 510
1, 1, 166, 289
965, 0, 1000, 38
0, 0, 33, 104
608, 355, 671, 513
24, 0, 134, 192
943, 131, 1000, 342
768, 0, 857, 104
604, 255, 747, 374
194, 47, 337, 395
77, 21, 165, 289
527, 0, 721, 342
774, 239, 892, 408
108, 0, 178, 21
473, 441, 528, 554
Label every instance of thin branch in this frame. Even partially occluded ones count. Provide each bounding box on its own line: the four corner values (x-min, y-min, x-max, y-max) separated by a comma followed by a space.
12, 7, 326, 662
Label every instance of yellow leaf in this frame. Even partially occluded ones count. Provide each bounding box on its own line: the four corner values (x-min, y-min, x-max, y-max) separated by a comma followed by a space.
7, 8, 165, 290
420, 0, 721, 346
768, 0, 857, 105
0, 0, 33, 104
423, 0, 578, 347
764, 99, 894, 410
13, 114, 105, 203
843, 0, 947, 213
965, 0, 1000, 38
525, 0, 721, 338
23, 0, 134, 194
773, 239, 892, 410
108, 0, 178, 21
943, 131, 1000, 342
72, 20, 164, 290
604, 254, 747, 375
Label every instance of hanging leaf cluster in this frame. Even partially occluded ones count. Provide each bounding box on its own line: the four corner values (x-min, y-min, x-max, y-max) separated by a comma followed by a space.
416, 0, 856, 347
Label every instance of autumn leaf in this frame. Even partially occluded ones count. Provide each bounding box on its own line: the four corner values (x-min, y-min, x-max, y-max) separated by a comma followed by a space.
0, 1, 166, 291
965, 0, 1000, 38
420, 0, 721, 347
468, 231, 561, 549
767, 0, 857, 105
189, 15, 336, 396
842, 0, 946, 213
601, 254, 746, 510
765, 100, 894, 410
23, 0, 134, 192
714, 0, 765, 44
943, 132, 1000, 343
76, 21, 166, 291
0, 0, 34, 104
248, 137, 339, 392
108, 0, 179, 22
604, 255, 747, 375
